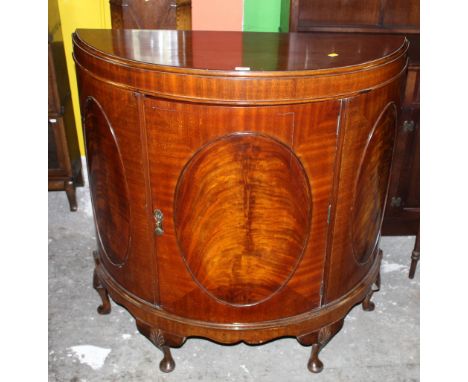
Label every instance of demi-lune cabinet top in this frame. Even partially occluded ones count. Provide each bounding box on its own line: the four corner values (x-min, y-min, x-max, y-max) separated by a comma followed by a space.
73, 29, 408, 104
75, 29, 406, 74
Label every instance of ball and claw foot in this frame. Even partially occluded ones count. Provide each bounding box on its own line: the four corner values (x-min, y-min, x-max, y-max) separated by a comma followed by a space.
93, 270, 111, 315
307, 344, 324, 373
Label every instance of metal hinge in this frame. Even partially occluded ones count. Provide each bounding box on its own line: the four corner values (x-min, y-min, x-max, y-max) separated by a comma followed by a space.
319, 282, 324, 298
390, 197, 402, 208
327, 204, 332, 224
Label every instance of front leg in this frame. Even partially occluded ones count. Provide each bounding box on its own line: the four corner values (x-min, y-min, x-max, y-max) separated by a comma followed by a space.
136, 320, 186, 373
151, 329, 175, 373
297, 320, 344, 373
308, 343, 324, 373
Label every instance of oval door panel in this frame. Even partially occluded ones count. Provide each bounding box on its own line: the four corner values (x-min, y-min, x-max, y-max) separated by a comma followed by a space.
174, 133, 312, 306
351, 104, 397, 264
84, 97, 131, 266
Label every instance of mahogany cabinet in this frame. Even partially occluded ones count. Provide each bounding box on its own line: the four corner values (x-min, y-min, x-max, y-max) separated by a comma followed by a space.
110, 0, 191, 30
74, 29, 408, 373
48, 0, 83, 210
289, 0, 419, 34
290, 0, 420, 239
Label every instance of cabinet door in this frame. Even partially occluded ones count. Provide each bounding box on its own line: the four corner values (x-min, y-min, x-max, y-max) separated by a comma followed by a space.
79, 77, 156, 304
144, 98, 340, 323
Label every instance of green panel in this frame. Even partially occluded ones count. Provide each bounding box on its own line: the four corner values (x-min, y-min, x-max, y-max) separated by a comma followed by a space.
280, 0, 290, 32
243, 0, 282, 32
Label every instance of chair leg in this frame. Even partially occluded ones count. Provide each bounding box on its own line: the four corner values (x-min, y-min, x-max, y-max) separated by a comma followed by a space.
65, 180, 78, 211
409, 227, 420, 279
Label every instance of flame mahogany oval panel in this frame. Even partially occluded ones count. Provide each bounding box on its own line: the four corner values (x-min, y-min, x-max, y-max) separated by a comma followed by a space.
351, 104, 397, 264
84, 97, 131, 266
174, 133, 312, 306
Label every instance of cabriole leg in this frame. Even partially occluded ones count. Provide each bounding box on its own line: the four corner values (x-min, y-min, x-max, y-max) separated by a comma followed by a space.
362, 269, 381, 311
298, 320, 344, 374
158, 344, 175, 373
308, 343, 324, 373
136, 321, 186, 373
93, 268, 111, 314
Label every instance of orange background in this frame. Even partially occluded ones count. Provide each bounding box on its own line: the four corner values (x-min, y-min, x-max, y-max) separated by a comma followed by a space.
192, 0, 244, 31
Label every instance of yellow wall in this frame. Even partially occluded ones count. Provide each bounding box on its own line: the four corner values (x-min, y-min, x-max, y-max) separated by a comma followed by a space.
57, 0, 112, 155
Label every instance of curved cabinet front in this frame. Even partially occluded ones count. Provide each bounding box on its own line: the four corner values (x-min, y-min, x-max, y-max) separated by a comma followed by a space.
74, 29, 408, 373
84, 97, 132, 267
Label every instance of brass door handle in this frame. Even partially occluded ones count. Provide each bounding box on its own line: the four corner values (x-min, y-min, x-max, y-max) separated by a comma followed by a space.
154, 209, 164, 236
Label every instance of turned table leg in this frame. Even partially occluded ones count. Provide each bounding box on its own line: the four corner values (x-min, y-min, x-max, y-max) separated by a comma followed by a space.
409, 227, 420, 279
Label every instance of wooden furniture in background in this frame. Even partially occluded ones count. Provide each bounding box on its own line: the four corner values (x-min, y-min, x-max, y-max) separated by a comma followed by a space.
110, 0, 191, 30
289, 0, 419, 34
383, 39, 419, 237
48, 0, 83, 211
290, 0, 420, 275
74, 29, 407, 373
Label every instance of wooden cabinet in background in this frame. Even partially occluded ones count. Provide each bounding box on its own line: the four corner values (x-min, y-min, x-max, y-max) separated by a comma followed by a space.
48, 0, 83, 211
290, 0, 419, 33
383, 44, 419, 236
110, 0, 191, 30
290, 0, 420, 240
